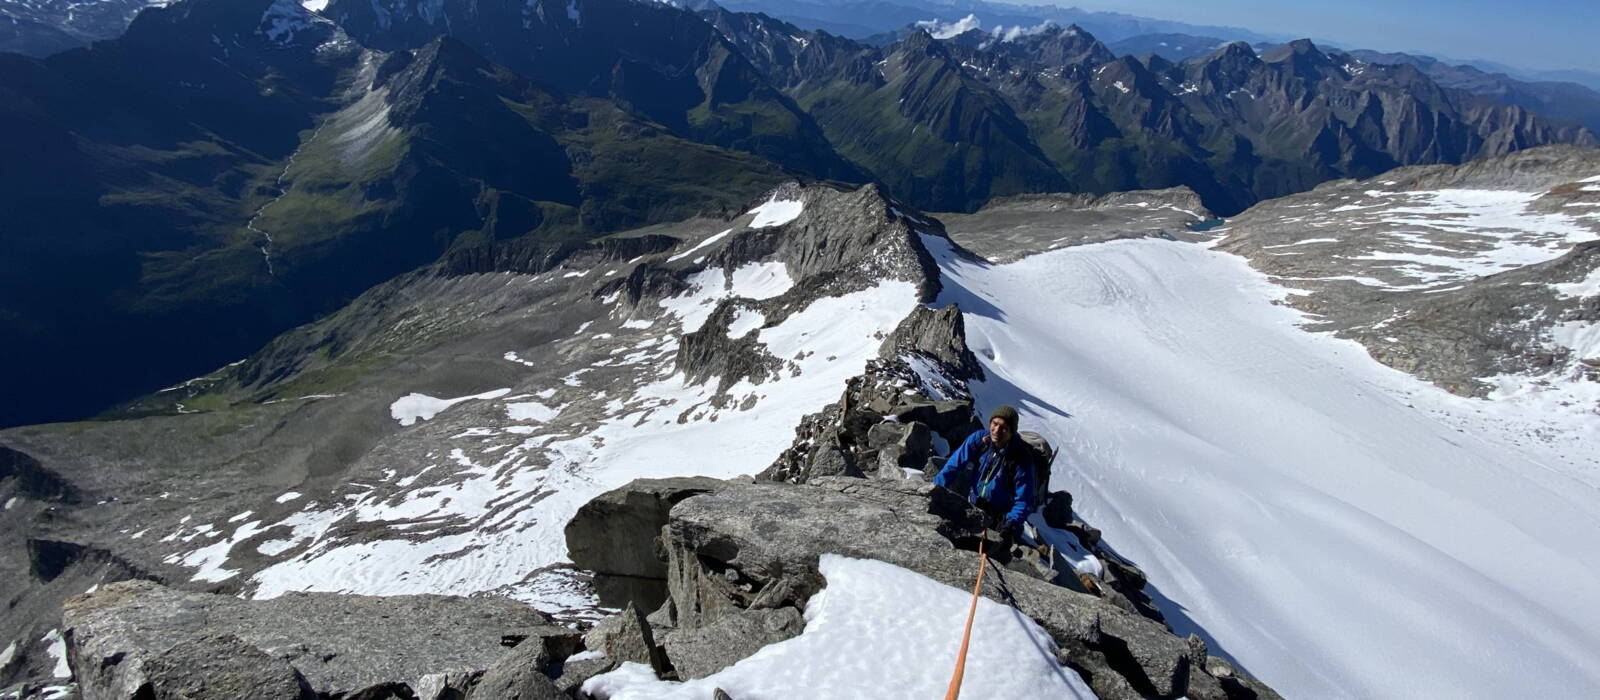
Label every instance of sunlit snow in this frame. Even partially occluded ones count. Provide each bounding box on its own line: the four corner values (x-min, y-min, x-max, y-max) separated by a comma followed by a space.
389, 388, 513, 426
926, 233, 1600, 698
747, 198, 804, 229
40, 629, 68, 679
249, 279, 917, 602
584, 555, 1094, 700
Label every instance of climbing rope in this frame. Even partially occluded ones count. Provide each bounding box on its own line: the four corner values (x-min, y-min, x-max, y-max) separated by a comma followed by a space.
943, 535, 989, 700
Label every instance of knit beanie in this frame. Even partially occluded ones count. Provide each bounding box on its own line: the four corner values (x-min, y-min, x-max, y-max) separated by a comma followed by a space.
989, 404, 1019, 432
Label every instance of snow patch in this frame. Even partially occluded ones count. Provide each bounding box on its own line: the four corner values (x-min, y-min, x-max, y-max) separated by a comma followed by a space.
668, 228, 732, 262
504, 351, 538, 367
656, 263, 794, 332
729, 262, 794, 300
726, 308, 765, 338
40, 629, 68, 678
506, 401, 562, 423
1551, 267, 1600, 298
584, 555, 1093, 699
747, 197, 804, 228
390, 388, 512, 426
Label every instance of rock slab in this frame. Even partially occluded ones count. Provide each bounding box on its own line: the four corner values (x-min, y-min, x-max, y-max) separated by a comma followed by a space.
64, 580, 564, 700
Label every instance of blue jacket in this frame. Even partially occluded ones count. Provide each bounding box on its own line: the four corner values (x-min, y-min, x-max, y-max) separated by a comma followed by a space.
934, 429, 1037, 528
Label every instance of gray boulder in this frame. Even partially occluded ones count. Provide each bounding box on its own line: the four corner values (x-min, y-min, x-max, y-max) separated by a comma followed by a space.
553, 656, 616, 697
63, 580, 563, 700
662, 607, 805, 680
135, 634, 314, 700
414, 670, 482, 700
564, 477, 729, 609
465, 641, 564, 700
889, 400, 981, 449
581, 603, 669, 678
871, 421, 933, 480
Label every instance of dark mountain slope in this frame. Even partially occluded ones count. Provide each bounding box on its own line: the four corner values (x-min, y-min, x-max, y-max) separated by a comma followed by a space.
0, 0, 799, 428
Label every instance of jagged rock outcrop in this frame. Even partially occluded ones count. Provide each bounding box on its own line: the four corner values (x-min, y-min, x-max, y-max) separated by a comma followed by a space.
62, 581, 576, 700
661, 607, 805, 680
131, 634, 317, 700
562, 469, 1278, 698
564, 477, 729, 609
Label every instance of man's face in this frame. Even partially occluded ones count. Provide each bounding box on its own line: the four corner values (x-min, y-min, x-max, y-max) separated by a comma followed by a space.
988, 416, 1013, 445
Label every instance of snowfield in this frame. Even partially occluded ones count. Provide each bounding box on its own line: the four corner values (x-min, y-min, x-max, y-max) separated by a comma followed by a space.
925, 234, 1600, 698
583, 555, 1095, 700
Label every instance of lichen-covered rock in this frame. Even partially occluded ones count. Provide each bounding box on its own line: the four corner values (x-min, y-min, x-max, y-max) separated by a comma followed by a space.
414, 670, 482, 700
582, 603, 669, 678
134, 634, 314, 700
662, 607, 805, 680
465, 641, 564, 700
63, 581, 560, 700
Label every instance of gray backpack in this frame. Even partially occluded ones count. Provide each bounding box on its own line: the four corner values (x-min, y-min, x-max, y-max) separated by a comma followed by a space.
1018, 431, 1057, 506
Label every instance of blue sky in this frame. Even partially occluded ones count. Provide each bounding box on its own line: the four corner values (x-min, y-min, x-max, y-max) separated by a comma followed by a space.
1016, 0, 1597, 72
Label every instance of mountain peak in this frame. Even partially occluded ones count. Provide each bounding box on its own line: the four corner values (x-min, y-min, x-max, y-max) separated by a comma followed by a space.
899, 27, 946, 57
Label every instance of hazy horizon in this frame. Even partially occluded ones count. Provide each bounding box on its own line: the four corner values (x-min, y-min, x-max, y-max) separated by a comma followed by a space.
1006, 0, 1596, 74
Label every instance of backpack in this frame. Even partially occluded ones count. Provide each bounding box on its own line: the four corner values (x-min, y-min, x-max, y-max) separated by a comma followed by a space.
1017, 431, 1057, 506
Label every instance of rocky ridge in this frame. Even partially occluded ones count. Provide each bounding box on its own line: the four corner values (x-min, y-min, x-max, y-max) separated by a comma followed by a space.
0, 178, 1285, 698
0, 180, 949, 690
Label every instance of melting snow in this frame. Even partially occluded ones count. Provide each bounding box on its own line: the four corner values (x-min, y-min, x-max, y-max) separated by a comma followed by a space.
726, 308, 765, 338
747, 198, 805, 228
506, 401, 561, 423
1551, 267, 1600, 298
389, 388, 513, 426
0, 641, 15, 669
40, 629, 68, 678
729, 262, 794, 299
668, 228, 733, 262
248, 281, 917, 601
658, 263, 794, 333
586, 555, 1092, 699
926, 233, 1600, 698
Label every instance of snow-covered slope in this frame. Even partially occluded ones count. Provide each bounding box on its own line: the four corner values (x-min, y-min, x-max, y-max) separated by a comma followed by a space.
925, 233, 1600, 698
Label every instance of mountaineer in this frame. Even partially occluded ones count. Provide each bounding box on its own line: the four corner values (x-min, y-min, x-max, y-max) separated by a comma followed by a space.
934, 404, 1038, 544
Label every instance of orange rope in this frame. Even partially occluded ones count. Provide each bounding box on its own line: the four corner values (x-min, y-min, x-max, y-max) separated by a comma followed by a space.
943, 536, 989, 700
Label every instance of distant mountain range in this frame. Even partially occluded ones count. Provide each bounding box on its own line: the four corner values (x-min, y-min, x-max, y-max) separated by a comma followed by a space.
0, 0, 1594, 429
